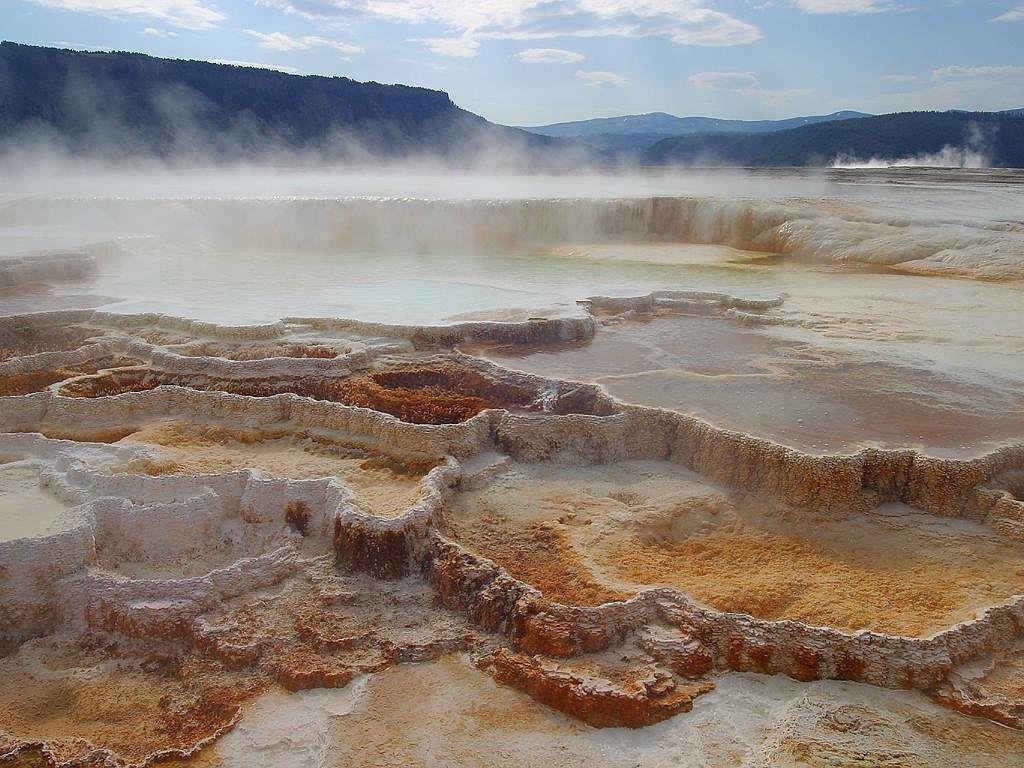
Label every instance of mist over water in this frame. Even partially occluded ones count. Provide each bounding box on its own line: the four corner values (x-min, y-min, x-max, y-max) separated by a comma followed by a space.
1, 165, 1022, 456
830, 145, 991, 169
830, 121, 1003, 170
2, 166, 1022, 321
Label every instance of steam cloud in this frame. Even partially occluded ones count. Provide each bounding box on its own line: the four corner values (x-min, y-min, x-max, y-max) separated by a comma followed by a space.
831, 121, 997, 169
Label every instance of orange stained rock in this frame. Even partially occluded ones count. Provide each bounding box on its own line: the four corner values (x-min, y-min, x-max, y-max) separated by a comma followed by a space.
479, 649, 714, 729
60, 361, 538, 424
0, 646, 265, 766
602, 526, 1024, 636
0, 325, 96, 362
466, 520, 629, 607
111, 421, 432, 519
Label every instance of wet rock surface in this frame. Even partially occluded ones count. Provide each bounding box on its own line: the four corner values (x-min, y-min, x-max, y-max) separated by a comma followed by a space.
441, 460, 1024, 635
1, 300, 1022, 764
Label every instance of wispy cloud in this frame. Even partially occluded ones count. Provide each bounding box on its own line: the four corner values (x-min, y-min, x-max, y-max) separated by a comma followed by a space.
880, 73, 916, 82
415, 35, 480, 58
207, 58, 300, 73
516, 48, 584, 64
52, 41, 117, 51
933, 64, 1024, 80
991, 4, 1024, 22
576, 69, 626, 86
142, 27, 178, 38
689, 71, 758, 90
790, 0, 892, 12
255, 0, 761, 58
689, 70, 811, 106
244, 29, 363, 54
859, 63, 1024, 112
744, 87, 813, 107
28, 0, 224, 30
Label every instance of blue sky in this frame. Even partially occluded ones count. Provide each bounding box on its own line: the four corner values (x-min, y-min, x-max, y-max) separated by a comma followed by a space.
3, 0, 1023, 125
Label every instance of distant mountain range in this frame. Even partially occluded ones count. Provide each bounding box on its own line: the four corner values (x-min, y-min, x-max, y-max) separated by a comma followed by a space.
524, 109, 1024, 165
641, 111, 1024, 168
1, 42, 1022, 168
521, 111, 871, 155
0, 42, 567, 164
523, 110, 870, 137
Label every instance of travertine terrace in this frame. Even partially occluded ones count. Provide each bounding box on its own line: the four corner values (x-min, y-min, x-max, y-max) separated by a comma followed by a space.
2, 169, 1024, 765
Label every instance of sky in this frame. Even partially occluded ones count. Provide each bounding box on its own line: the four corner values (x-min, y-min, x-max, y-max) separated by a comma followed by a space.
3, 0, 1024, 126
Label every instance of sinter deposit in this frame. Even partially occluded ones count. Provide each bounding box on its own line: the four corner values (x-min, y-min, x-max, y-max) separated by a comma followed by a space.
1, 169, 1023, 765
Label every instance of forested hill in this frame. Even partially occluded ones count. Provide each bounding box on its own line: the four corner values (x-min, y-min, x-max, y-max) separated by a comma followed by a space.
0, 42, 567, 163
524, 110, 870, 138
4, 44, 1020, 168
520, 110, 870, 156
642, 111, 1024, 168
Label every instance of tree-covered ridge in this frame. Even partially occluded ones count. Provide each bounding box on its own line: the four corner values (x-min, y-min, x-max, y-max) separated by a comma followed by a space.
521, 110, 874, 159
0, 42, 561, 162
523, 110, 870, 138
3, 43, 1021, 168
642, 111, 1024, 168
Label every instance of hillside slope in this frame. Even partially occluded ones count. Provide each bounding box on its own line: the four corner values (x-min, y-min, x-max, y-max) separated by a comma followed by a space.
523, 110, 871, 157
642, 111, 1024, 168
524, 110, 869, 138
0, 42, 567, 163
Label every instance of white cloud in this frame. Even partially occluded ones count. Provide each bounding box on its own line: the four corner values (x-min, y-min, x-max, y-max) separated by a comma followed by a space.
992, 4, 1024, 22
52, 41, 117, 51
416, 36, 480, 57
205, 59, 301, 73
689, 71, 758, 90
142, 27, 178, 37
576, 69, 626, 86
933, 64, 1024, 80
254, 0, 761, 52
207, 59, 300, 72
859, 66, 1024, 113
791, 0, 890, 12
244, 29, 363, 54
688, 70, 810, 106
29, 0, 224, 30
880, 73, 915, 82
742, 87, 812, 107
516, 48, 584, 64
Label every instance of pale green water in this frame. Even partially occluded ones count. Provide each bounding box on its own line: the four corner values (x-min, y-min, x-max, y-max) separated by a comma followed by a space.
80, 244, 771, 325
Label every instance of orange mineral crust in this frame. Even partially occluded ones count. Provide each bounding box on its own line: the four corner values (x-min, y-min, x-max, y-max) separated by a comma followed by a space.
2, 170, 1024, 764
